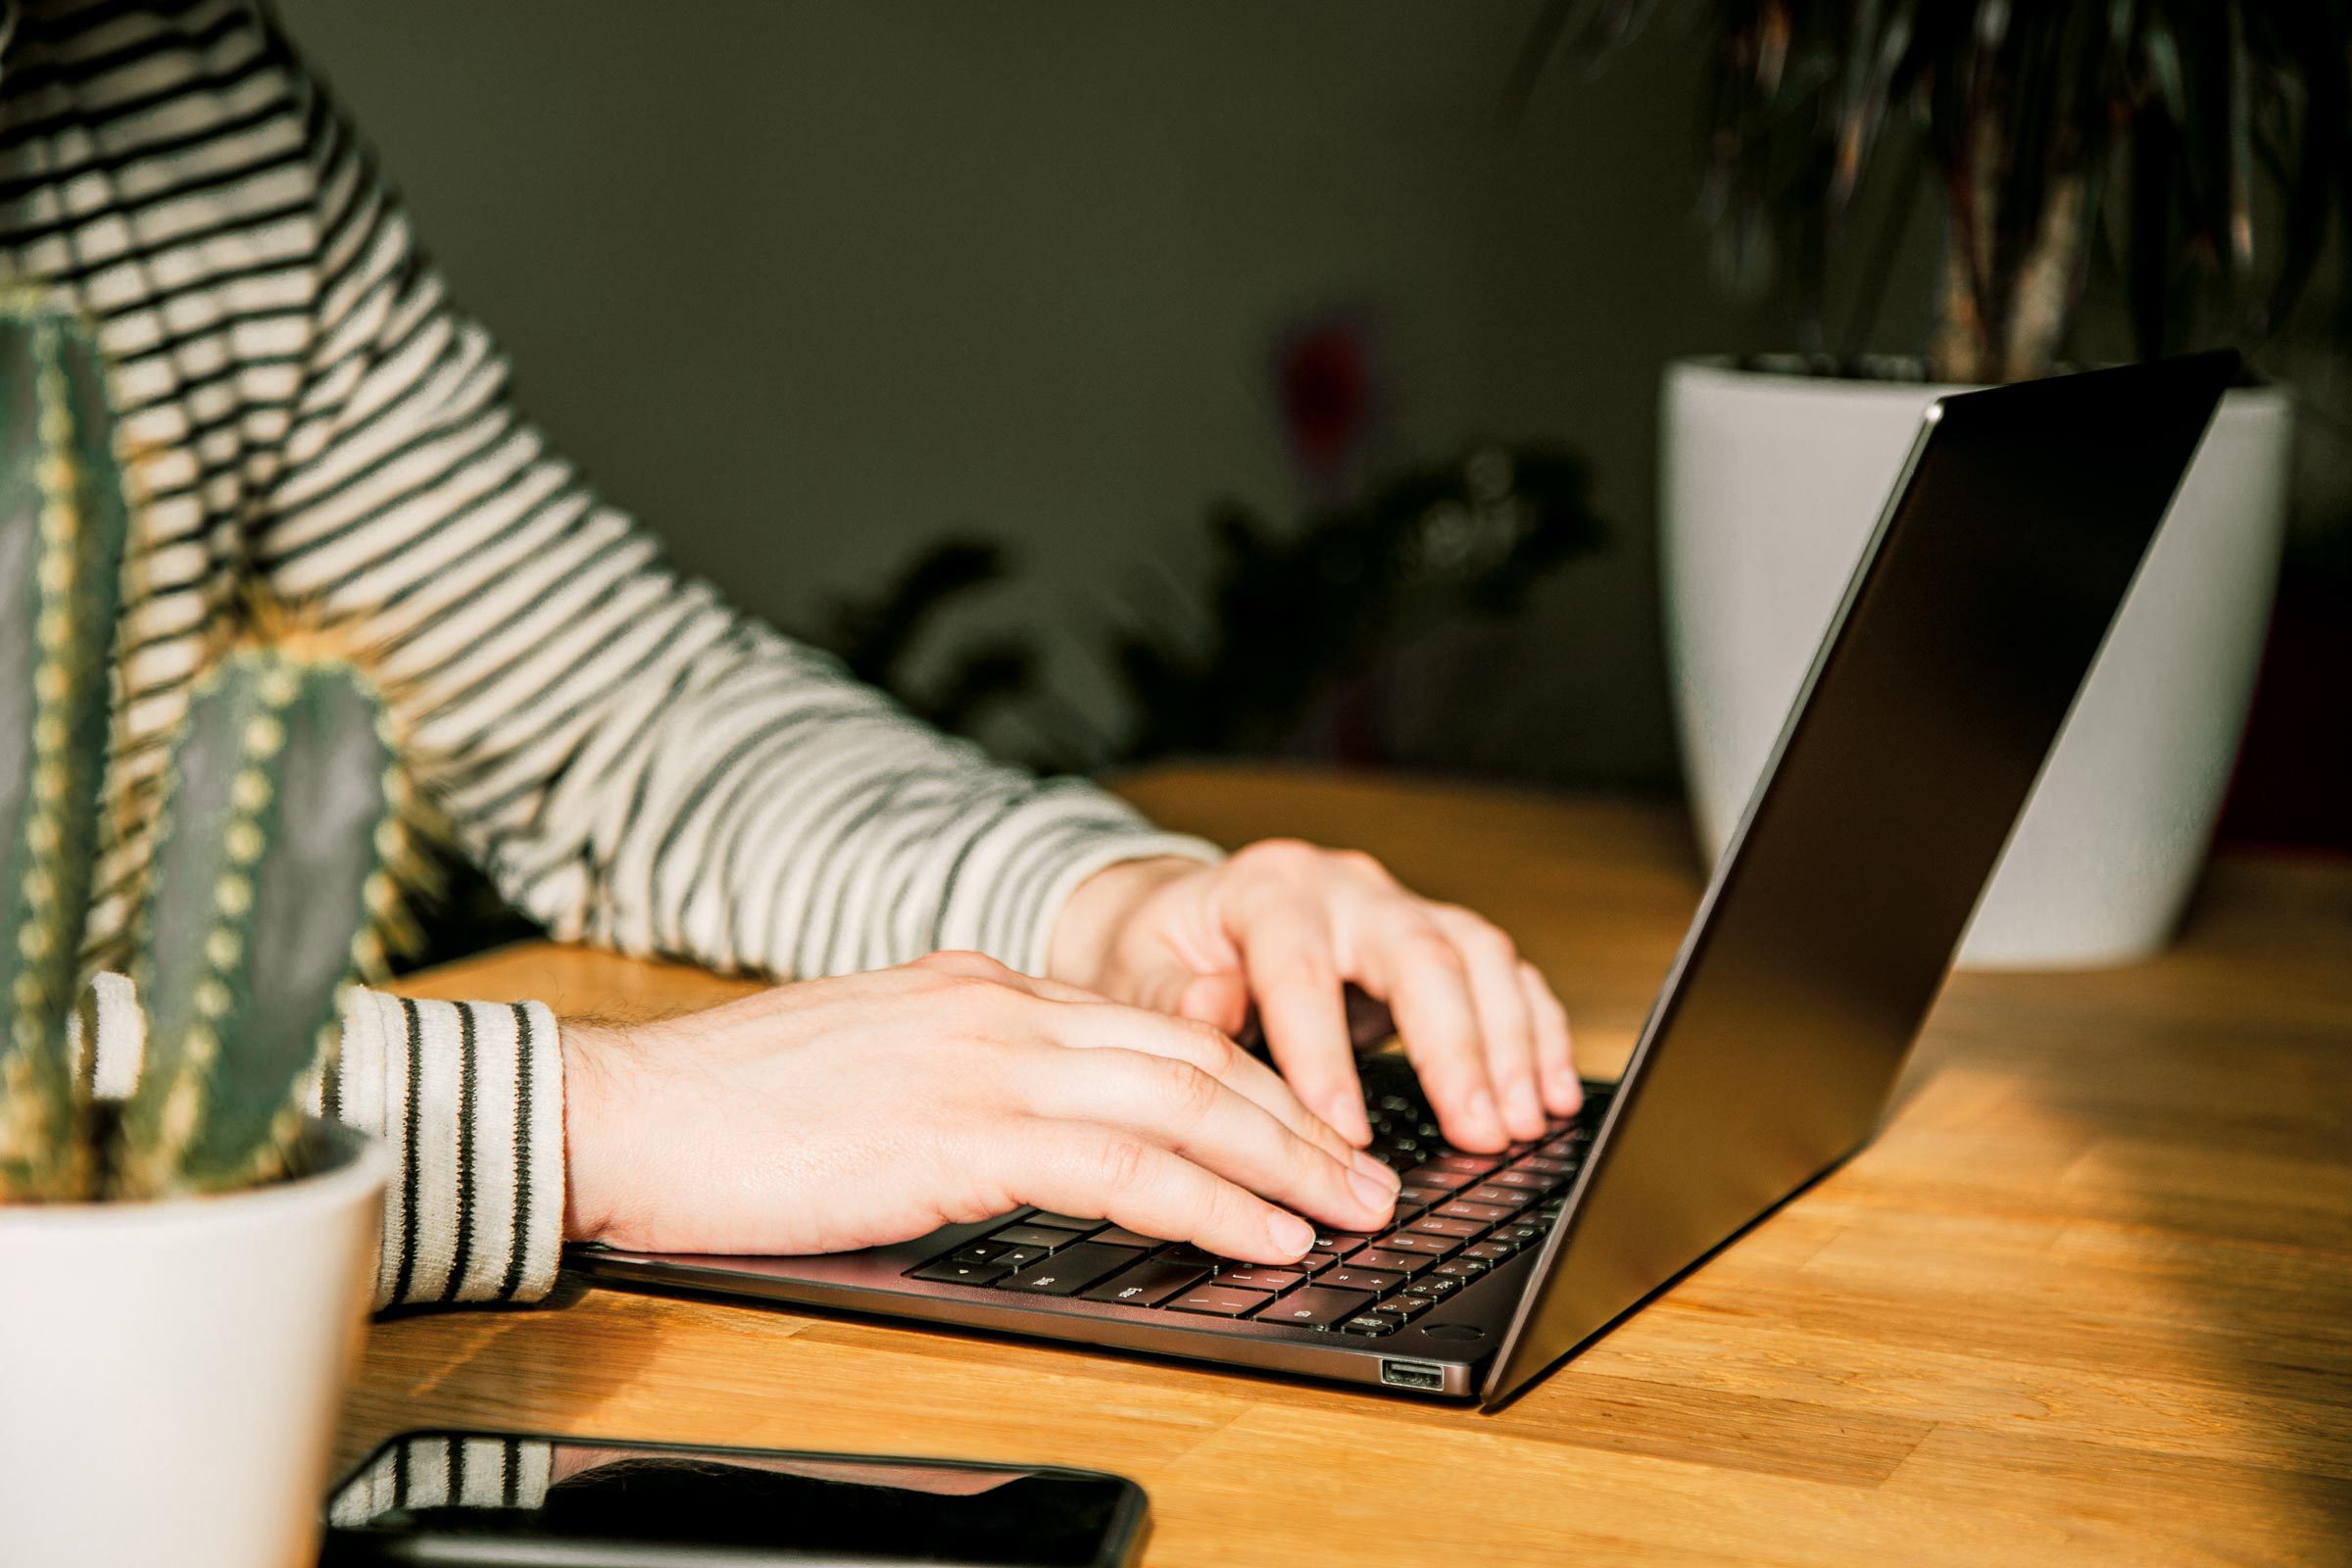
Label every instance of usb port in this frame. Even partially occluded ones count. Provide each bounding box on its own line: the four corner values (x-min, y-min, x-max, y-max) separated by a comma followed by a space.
1380, 1359, 1446, 1392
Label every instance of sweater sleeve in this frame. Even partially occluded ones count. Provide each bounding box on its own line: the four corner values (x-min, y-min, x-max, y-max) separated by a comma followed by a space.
252, 19, 1218, 985
312, 989, 566, 1310
326, 1433, 555, 1524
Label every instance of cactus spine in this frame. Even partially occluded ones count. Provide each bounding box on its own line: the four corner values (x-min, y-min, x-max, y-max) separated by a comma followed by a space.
0, 305, 131, 1201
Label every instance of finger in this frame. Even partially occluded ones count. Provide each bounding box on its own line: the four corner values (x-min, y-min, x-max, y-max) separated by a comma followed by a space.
1432, 908, 1545, 1141
1174, 971, 1251, 1037
1004, 1121, 1321, 1266
1359, 913, 1508, 1152
1049, 1001, 1394, 1191
1024, 1044, 1397, 1234
1520, 960, 1582, 1116
1236, 905, 1374, 1147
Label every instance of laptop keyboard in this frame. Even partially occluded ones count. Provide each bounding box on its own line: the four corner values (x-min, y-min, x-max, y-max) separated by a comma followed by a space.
906, 1058, 1612, 1337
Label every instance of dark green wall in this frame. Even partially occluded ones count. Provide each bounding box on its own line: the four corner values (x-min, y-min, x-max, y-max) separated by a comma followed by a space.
273, 1, 1820, 789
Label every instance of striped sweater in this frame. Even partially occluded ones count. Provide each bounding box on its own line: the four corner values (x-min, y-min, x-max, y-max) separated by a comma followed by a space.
1, 0, 1213, 1306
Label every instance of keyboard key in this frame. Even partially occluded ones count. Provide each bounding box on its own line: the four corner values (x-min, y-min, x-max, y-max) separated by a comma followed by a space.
948, 1239, 1015, 1264
1433, 1258, 1490, 1282
1348, 1248, 1432, 1276
998, 1244, 1144, 1297
1091, 1226, 1170, 1250
1374, 1231, 1460, 1257
1463, 1241, 1517, 1262
1386, 1293, 1436, 1320
1340, 1313, 1400, 1337
1511, 1155, 1571, 1176
992, 1224, 1086, 1250
1487, 1169, 1555, 1192
1402, 1275, 1460, 1299
1168, 1285, 1273, 1317
964, 1244, 1047, 1270
1494, 1223, 1545, 1246
1082, 1257, 1206, 1307
1253, 1286, 1374, 1329
909, 1257, 1012, 1287
1319, 1266, 1404, 1295
1310, 1230, 1376, 1257
1438, 1200, 1515, 1223
1024, 1211, 1105, 1232
1461, 1184, 1534, 1210
1398, 1186, 1455, 1208
1408, 1215, 1485, 1239
1406, 1167, 1478, 1192
1292, 1251, 1340, 1277
1423, 1152, 1496, 1173
1160, 1245, 1232, 1268
1216, 1267, 1305, 1292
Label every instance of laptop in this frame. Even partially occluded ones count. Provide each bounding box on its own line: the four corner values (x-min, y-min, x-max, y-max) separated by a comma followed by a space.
576, 352, 2237, 1407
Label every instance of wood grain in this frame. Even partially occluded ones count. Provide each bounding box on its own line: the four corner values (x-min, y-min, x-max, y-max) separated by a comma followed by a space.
355, 763, 2352, 1564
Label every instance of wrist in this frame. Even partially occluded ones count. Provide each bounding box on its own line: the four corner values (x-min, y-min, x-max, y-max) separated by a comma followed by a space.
559, 1019, 637, 1246
1047, 856, 1200, 993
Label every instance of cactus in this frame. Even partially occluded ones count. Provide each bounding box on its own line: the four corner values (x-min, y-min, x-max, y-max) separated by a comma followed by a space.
0, 299, 426, 1204
0, 303, 132, 1202
119, 648, 416, 1195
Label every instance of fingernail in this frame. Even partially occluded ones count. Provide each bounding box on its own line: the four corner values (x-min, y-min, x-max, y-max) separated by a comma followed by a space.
1467, 1087, 1499, 1137
1326, 1097, 1373, 1148
1548, 1069, 1584, 1115
1506, 1079, 1543, 1132
1348, 1168, 1396, 1215
1268, 1210, 1316, 1257
1351, 1150, 1401, 1192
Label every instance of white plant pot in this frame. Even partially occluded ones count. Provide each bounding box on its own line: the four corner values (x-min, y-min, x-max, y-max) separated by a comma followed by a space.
0, 1119, 388, 1568
1660, 358, 2291, 968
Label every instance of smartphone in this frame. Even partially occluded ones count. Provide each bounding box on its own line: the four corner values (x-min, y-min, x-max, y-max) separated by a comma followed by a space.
321, 1430, 1149, 1567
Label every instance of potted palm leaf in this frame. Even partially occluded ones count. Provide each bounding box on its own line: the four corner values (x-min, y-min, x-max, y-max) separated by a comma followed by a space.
0, 301, 415, 1568
1519, 0, 2335, 963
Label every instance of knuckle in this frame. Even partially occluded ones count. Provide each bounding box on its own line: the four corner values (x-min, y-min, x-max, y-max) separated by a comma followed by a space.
1161, 1057, 1225, 1125
916, 949, 1004, 980
1178, 1018, 1238, 1076
1090, 1134, 1150, 1198
1407, 928, 1467, 977
1236, 837, 1317, 873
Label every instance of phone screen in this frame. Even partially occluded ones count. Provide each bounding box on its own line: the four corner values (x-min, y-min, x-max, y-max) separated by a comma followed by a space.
323, 1430, 1145, 1566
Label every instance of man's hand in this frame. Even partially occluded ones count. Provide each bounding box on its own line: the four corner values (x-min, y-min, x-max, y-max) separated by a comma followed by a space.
560, 951, 1400, 1263
1051, 843, 1577, 1152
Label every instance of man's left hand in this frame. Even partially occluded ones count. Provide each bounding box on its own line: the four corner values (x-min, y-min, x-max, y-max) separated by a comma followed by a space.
1050, 842, 1577, 1152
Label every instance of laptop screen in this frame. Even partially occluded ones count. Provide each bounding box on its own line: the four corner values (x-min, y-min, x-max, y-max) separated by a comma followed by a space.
1484, 354, 2236, 1404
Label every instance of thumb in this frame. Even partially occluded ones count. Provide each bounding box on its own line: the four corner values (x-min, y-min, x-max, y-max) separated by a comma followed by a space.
1174, 971, 1251, 1037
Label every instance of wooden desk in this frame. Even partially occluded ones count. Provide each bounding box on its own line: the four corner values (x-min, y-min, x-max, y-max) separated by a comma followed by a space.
351, 765, 2352, 1564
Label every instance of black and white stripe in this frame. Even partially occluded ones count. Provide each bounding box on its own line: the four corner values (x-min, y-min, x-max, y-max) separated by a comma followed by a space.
6, 0, 1214, 1307
325, 1433, 553, 1527
312, 991, 562, 1309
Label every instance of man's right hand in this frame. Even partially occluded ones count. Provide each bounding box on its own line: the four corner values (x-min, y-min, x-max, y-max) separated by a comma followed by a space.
559, 951, 1401, 1265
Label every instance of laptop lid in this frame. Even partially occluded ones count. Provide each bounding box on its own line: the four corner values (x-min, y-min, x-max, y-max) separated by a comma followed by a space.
1481, 353, 2238, 1406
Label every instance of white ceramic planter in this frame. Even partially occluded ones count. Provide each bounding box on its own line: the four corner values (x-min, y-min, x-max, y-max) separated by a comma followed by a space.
1660, 359, 2291, 968
0, 1120, 388, 1568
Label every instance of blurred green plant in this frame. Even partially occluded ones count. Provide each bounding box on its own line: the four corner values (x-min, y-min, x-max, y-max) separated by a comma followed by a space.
811, 444, 1606, 771
1100, 444, 1603, 763
0, 300, 419, 1202
1511, 1, 2352, 381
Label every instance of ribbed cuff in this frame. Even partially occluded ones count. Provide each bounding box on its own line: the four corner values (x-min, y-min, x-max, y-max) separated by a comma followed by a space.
321, 990, 565, 1310
327, 1434, 555, 1525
